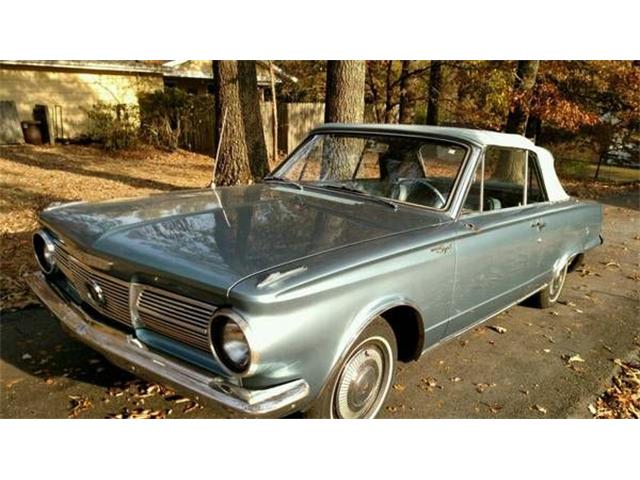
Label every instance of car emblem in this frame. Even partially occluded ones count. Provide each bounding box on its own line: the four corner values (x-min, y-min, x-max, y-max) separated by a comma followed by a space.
86, 279, 106, 306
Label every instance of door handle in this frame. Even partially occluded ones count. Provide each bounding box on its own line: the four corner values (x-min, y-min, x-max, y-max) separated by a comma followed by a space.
464, 222, 480, 232
531, 219, 546, 230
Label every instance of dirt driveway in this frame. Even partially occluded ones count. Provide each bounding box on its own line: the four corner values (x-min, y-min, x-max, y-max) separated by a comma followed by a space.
1, 194, 638, 419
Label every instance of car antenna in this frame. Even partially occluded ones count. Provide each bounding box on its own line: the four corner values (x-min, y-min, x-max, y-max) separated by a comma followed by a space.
210, 107, 228, 189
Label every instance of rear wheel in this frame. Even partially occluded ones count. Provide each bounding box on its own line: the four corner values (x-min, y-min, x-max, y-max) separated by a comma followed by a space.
302, 317, 397, 419
530, 261, 569, 309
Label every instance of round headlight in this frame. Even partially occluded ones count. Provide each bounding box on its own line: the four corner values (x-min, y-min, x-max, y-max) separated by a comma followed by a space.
210, 311, 252, 374
33, 230, 56, 274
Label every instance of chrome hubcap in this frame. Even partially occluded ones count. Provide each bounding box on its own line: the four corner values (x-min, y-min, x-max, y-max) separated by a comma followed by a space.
549, 263, 567, 301
333, 338, 392, 419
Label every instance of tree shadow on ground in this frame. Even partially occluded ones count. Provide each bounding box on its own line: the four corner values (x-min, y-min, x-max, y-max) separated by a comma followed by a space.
598, 193, 639, 211
0, 307, 136, 390
0, 183, 74, 213
1, 148, 184, 192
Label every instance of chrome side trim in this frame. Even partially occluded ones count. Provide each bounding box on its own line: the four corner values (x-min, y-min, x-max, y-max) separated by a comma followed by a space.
26, 272, 309, 418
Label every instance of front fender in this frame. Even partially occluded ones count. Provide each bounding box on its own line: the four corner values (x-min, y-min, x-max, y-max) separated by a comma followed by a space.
314, 295, 425, 398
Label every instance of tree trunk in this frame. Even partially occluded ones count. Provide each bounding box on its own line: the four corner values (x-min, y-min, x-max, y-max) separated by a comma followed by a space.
365, 62, 383, 123
525, 115, 542, 141
384, 60, 395, 123
213, 60, 269, 186
325, 60, 366, 123
237, 61, 270, 179
323, 61, 366, 179
505, 60, 540, 135
398, 60, 416, 124
268, 61, 278, 164
426, 61, 442, 125
439, 62, 459, 126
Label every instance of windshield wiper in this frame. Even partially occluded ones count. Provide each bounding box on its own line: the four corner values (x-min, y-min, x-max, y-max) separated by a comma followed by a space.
263, 176, 303, 190
314, 183, 398, 211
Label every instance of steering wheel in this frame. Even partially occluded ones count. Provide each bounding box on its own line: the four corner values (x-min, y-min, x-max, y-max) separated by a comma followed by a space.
390, 178, 447, 209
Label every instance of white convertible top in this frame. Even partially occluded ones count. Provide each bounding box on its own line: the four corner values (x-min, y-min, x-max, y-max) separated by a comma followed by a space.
529, 146, 570, 202
318, 124, 570, 202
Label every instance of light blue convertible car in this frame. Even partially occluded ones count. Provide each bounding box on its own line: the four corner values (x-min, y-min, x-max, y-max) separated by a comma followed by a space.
28, 124, 603, 418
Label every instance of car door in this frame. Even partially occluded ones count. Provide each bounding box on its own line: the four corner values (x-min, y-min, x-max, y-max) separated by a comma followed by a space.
445, 147, 546, 337
524, 151, 567, 278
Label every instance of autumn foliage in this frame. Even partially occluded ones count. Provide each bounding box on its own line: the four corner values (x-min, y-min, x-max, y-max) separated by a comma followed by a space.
278, 60, 639, 155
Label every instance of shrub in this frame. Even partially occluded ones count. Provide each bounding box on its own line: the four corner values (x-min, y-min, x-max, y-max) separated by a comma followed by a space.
84, 102, 139, 150
139, 89, 214, 151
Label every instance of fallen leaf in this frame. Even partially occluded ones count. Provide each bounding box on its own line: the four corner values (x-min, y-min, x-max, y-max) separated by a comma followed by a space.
392, 383, 406, 392
532, 404, 547, 414
601, 260, 621, 269
5, 378, 23, 389
564, 354, 586, 364
588, 404, 597, 415
420, 377, 437, 387
482, 402, 503, 413
449, 377, 462, 383
68, 395, 93, 418
488, 325, 507, 334
474, 382, 496, 393
21, 353, 32, 360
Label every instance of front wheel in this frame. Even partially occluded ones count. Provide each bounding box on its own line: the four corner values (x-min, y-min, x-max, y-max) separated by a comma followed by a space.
302, 317, 397, 419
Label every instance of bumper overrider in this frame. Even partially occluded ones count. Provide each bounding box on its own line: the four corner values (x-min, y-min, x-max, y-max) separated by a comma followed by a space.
27, 272, 309, 417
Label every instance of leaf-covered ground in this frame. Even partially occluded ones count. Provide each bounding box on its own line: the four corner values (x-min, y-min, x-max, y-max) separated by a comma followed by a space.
591, 354, 640, 419
1, 144, 214, 311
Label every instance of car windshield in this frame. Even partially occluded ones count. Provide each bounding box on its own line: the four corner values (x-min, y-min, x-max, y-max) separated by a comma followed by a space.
271, 133, 468, 210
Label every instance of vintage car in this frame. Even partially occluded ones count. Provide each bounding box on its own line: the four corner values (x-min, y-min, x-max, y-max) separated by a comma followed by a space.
28, 124, 603, 419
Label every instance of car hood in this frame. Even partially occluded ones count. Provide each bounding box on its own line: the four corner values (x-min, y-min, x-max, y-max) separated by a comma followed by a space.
40, 184, 449, 293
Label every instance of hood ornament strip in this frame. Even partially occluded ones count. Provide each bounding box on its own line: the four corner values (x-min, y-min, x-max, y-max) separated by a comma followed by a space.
257, 266, 308, 289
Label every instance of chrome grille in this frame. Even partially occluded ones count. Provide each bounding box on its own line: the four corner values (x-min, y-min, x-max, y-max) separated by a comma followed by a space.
54, 244, 132, 326
136, 286, 216, 352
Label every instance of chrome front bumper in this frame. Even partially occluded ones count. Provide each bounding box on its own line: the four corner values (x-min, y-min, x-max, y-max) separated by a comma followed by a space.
27, 272, 309, 418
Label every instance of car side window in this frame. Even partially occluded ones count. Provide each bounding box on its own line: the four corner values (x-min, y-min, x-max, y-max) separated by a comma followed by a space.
353, 150, 381, 180
461, 147, 546, 216
527, 153, 547, 204
462, 160, 482, 213
483, 147, 526, 210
